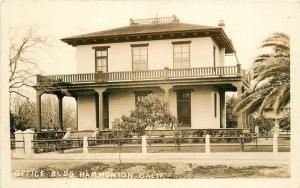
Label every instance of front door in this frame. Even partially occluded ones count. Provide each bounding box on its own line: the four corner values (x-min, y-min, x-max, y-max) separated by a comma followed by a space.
177, 90, 191, 127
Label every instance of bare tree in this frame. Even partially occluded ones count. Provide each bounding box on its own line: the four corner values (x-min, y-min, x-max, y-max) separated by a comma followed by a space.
41, 95, 76, 130
9, 26, 48, 102
10, 95, 76, 132
9, 26, 76, 132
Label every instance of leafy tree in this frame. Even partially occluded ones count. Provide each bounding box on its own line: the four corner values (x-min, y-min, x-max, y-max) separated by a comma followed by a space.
279, 113, 290, 132
248, 115, 273, 135
226, 96, 238, 128
113, 96, 178, 137
234, 33, 290, 115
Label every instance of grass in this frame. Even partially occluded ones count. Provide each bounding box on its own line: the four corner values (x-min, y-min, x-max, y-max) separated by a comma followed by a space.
12, 161, 289, 179
187, 165, 284, 178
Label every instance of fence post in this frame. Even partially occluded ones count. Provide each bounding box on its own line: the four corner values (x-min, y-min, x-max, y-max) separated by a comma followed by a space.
240, 135, 245, 152
255, 126, 259, 136
254, 126, 259, 150
14, 130, 24, 154
63, 128, 72, 139
83, 136, 88, 154
205, 134, 210, 153
273, 133, 278, 153
142, 135, 147, 154
23, 129, 35, 159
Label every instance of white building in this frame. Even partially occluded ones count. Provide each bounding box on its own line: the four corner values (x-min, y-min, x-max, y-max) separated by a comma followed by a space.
35, 15, 249, 131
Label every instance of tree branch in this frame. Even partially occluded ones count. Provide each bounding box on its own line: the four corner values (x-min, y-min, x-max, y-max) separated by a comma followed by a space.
10, 90, 30, 102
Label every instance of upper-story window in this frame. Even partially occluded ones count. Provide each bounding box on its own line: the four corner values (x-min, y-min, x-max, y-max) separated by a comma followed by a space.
93, 46, 110, 73
172, 41, 191, 69
131, 44, 149, 71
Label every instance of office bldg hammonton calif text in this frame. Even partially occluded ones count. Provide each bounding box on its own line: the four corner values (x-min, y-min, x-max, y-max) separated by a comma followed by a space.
35, 15, 249, 132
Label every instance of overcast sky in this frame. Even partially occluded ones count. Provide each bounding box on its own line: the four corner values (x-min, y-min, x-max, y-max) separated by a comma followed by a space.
3, 0, 300, 75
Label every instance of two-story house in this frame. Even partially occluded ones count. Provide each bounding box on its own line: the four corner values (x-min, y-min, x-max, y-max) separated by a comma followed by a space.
35, 15, 248, 132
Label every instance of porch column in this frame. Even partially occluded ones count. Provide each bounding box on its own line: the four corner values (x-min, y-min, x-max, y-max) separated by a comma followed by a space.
36, 90, 43, 132
95, 88, 106, 130
57, 94, 64, 130
160, 84, 173, 110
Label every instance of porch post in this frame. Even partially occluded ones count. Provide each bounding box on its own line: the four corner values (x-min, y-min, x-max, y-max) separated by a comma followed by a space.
160, 84, 173, 110
95, 88, 106, 130
57, 94, 64, 130
36, 90, 43, 132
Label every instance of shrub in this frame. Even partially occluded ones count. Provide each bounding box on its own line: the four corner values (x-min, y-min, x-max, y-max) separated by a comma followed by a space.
113, 96, 178, 137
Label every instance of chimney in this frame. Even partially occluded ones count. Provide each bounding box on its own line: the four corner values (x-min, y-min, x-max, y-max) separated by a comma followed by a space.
218, 19, 225, 27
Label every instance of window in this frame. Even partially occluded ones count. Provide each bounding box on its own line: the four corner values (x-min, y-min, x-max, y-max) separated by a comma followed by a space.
213, 46, 216, 67
134, 91, 152, 106
94, 46, 109, 73
131, 44, 148, 71
173, 41, 190, 69
214, 92, 217, 118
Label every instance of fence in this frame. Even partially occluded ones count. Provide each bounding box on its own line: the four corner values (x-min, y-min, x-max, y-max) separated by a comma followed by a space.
11, 129, 290, 159
32, 139, 83, 154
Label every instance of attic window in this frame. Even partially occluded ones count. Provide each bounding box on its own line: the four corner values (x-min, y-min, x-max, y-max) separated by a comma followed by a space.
130, 15, 180, 25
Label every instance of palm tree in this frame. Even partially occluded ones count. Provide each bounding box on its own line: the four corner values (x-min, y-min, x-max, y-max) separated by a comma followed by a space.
234, 32, 290, 116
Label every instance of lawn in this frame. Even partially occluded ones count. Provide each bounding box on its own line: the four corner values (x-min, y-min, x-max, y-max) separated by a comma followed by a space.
12, 161, 290, 179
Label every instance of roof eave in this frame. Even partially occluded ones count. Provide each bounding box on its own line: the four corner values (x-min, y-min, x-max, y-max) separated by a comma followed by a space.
60, 27, 235, 53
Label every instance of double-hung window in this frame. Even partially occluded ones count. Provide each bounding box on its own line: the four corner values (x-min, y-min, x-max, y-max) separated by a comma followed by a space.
131, 44, 148, 71
94, 46, 109, 73
173, 41, 191, 69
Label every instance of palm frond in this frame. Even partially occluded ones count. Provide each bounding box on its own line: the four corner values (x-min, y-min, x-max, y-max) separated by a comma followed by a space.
235, 32, 290, 117
257, 86, 285, 115
275, 85, 290, 114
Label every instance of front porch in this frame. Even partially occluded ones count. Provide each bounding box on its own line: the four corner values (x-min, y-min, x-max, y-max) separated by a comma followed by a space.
34, 65, 249, 132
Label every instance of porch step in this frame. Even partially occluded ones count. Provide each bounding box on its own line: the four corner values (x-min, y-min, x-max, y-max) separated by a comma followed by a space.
68, 131, 97, 139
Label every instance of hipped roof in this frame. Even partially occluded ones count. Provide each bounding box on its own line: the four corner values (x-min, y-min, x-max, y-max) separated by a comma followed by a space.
61, 22, 235, 53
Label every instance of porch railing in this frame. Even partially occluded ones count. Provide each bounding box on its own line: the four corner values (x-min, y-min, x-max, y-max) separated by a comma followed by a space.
37, 65, 242, 85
